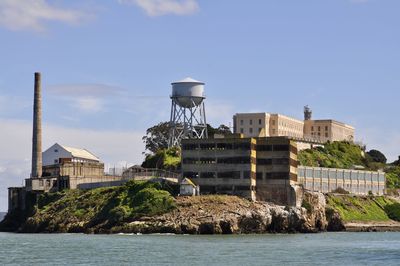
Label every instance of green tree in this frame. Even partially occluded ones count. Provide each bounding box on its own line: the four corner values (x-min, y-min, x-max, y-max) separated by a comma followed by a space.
142, 122, 170, 154
207, 124, 233, 137
141, 147, 181, 171
367, 149, 387, 164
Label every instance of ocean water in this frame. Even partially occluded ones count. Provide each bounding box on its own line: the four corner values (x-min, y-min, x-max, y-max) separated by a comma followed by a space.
1, 232, 400, 265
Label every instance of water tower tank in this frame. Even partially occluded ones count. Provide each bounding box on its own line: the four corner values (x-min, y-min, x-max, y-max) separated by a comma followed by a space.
171, 77, 205, 108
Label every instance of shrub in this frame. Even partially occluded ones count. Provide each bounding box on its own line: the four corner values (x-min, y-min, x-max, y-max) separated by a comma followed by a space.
367, 149, 387, 164
384, 203, 400, 221
331, 187, 350, 194
301, 200, 312, 213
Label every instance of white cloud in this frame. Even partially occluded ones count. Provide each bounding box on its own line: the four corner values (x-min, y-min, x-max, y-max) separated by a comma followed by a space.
72, 97, 104, 113
0, 0, 89, 32
119, 0, 199, 16
48, 84, 123, 97
48, 83, 124, 113
0, 118, 145, 211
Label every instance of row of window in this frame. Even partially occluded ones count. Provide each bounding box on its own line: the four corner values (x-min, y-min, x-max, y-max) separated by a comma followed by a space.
256, 172, 290, 180
311, 132, 329, 138
256, 158, 289, 165
238, 128, 303, 136
183, 171, 289, 180
239, 119, 263, 126
299, 169, 383, 181
256, 144, 290, 151
182, 157, 254, 165
239, 127, 263, 134
184, 171, 248, 179
182, 143, 253, 151
239, 118, 303, 129
183, 157, 291, 166
311, 126, 329, 131
182, 143, 291, 152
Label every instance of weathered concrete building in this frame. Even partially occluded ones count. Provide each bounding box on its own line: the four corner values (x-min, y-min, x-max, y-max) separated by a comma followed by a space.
303, 119, 354, 143
181, 136, 257, 200
233, 106, 355, 143
181, 136, 301, 205
181, 135, 385, 206
25, 143, 125, 193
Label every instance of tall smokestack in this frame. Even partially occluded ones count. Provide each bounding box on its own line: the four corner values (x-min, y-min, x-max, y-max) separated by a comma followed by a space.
31, 72, 42, 178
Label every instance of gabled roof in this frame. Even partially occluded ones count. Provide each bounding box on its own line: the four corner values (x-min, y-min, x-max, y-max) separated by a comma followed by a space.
181, 178, 197, 187
59, 144, 100, 161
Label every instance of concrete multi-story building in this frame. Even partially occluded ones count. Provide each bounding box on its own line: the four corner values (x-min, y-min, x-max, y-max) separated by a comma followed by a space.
233, 107, 355, 143
269, 114, 304, 138
303, 120, 354, 142
181, 135, 300, 205
181, 135, 385, 206
232, 113, 304, 138
181, 136, 257, 201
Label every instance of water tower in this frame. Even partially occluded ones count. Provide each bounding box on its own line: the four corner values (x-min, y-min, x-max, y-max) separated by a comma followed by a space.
168, 77, 208, 147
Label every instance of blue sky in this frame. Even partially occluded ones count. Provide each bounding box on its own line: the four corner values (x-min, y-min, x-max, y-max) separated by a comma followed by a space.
0, 0, 399, 211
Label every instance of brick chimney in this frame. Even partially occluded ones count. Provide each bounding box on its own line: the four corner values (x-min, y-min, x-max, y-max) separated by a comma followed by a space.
31, 72, 42, 178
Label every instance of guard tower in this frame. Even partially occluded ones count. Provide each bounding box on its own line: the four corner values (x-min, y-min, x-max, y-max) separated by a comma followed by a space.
304, 105, 312, 121
169, 77, 208, 147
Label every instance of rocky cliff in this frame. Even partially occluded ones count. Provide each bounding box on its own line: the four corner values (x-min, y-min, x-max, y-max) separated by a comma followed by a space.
110, 192, 327, 234
0, 181, 328, 234
1, 180, 399, 234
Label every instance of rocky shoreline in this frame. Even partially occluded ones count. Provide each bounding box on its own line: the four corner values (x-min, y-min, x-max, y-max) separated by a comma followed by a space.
107, 192, 328, 235
344, 221, 400, 232
1, 188, 400, 234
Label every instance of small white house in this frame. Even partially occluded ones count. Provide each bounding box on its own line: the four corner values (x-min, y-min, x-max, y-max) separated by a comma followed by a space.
180, 178, 200, 196
42, 143, 100, 166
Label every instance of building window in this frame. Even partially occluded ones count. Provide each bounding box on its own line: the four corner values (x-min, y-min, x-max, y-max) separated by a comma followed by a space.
240, 120, 243, 126
243, 171, 251, 179
200, 172, 216, 179
54, 149, 58, 152
258, 119, 262, 125
256, 172, 263, 180
249, 119, 253, 125
249, 128, 253, 134
325, 126, 328, 131
318, 126, 321, 131
54, 159, 58, 164
272, 120, 275, 126
311, 126, 314, 131
325, 133, 328, 138
240, 128, 244, 134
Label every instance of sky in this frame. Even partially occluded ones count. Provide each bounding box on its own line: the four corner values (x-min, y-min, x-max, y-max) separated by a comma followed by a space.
0, 0, 400, 211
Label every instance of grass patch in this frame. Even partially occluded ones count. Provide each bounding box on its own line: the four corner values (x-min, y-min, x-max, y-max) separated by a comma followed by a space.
30, 180, 176, 232
298, 141, 366, 169
301, 200, 312, 214
326, 194, 399, 222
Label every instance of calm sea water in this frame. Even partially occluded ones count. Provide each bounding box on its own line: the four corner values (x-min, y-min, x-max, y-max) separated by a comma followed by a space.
1, 232, 400, 265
